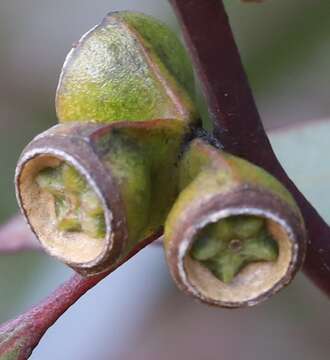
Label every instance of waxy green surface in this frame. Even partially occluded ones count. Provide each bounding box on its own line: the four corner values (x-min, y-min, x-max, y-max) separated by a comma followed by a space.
165, 139, 296, 284
190, 215, 278, 283
56, 12, 197, 125
94, 120, 186, 251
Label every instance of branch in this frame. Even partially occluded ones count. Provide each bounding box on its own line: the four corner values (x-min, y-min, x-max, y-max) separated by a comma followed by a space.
170, 0, 330, 296
0, 215, 41, 254
0, 235, 156, 359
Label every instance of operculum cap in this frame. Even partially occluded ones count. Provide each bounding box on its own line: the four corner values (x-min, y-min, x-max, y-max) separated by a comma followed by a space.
56, 11, 198, 126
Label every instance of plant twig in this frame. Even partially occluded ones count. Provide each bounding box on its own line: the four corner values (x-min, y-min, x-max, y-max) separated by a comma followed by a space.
0, 234, 157, 360
0, 215, 41, 254
170, 0, 330, 296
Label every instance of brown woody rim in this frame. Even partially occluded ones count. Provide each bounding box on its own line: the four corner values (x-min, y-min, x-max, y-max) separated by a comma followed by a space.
166, 185, 306, 308
15, 123, 128, 276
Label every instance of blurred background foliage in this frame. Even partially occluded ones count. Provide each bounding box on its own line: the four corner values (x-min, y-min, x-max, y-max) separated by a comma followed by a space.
0, 1, 330, 359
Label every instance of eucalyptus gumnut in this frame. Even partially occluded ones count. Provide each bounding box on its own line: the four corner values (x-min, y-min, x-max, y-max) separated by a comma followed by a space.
164, 138, 307, 307
15, 12, 197, 276
15, 10, 306, 308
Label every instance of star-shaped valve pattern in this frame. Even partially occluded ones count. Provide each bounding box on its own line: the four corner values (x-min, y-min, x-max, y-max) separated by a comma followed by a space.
190, 215, 279, 283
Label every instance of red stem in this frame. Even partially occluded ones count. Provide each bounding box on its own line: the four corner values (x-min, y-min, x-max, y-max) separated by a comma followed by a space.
0, 235, 157, 359
170, 0, 330, 295
0, 274, 103, 359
